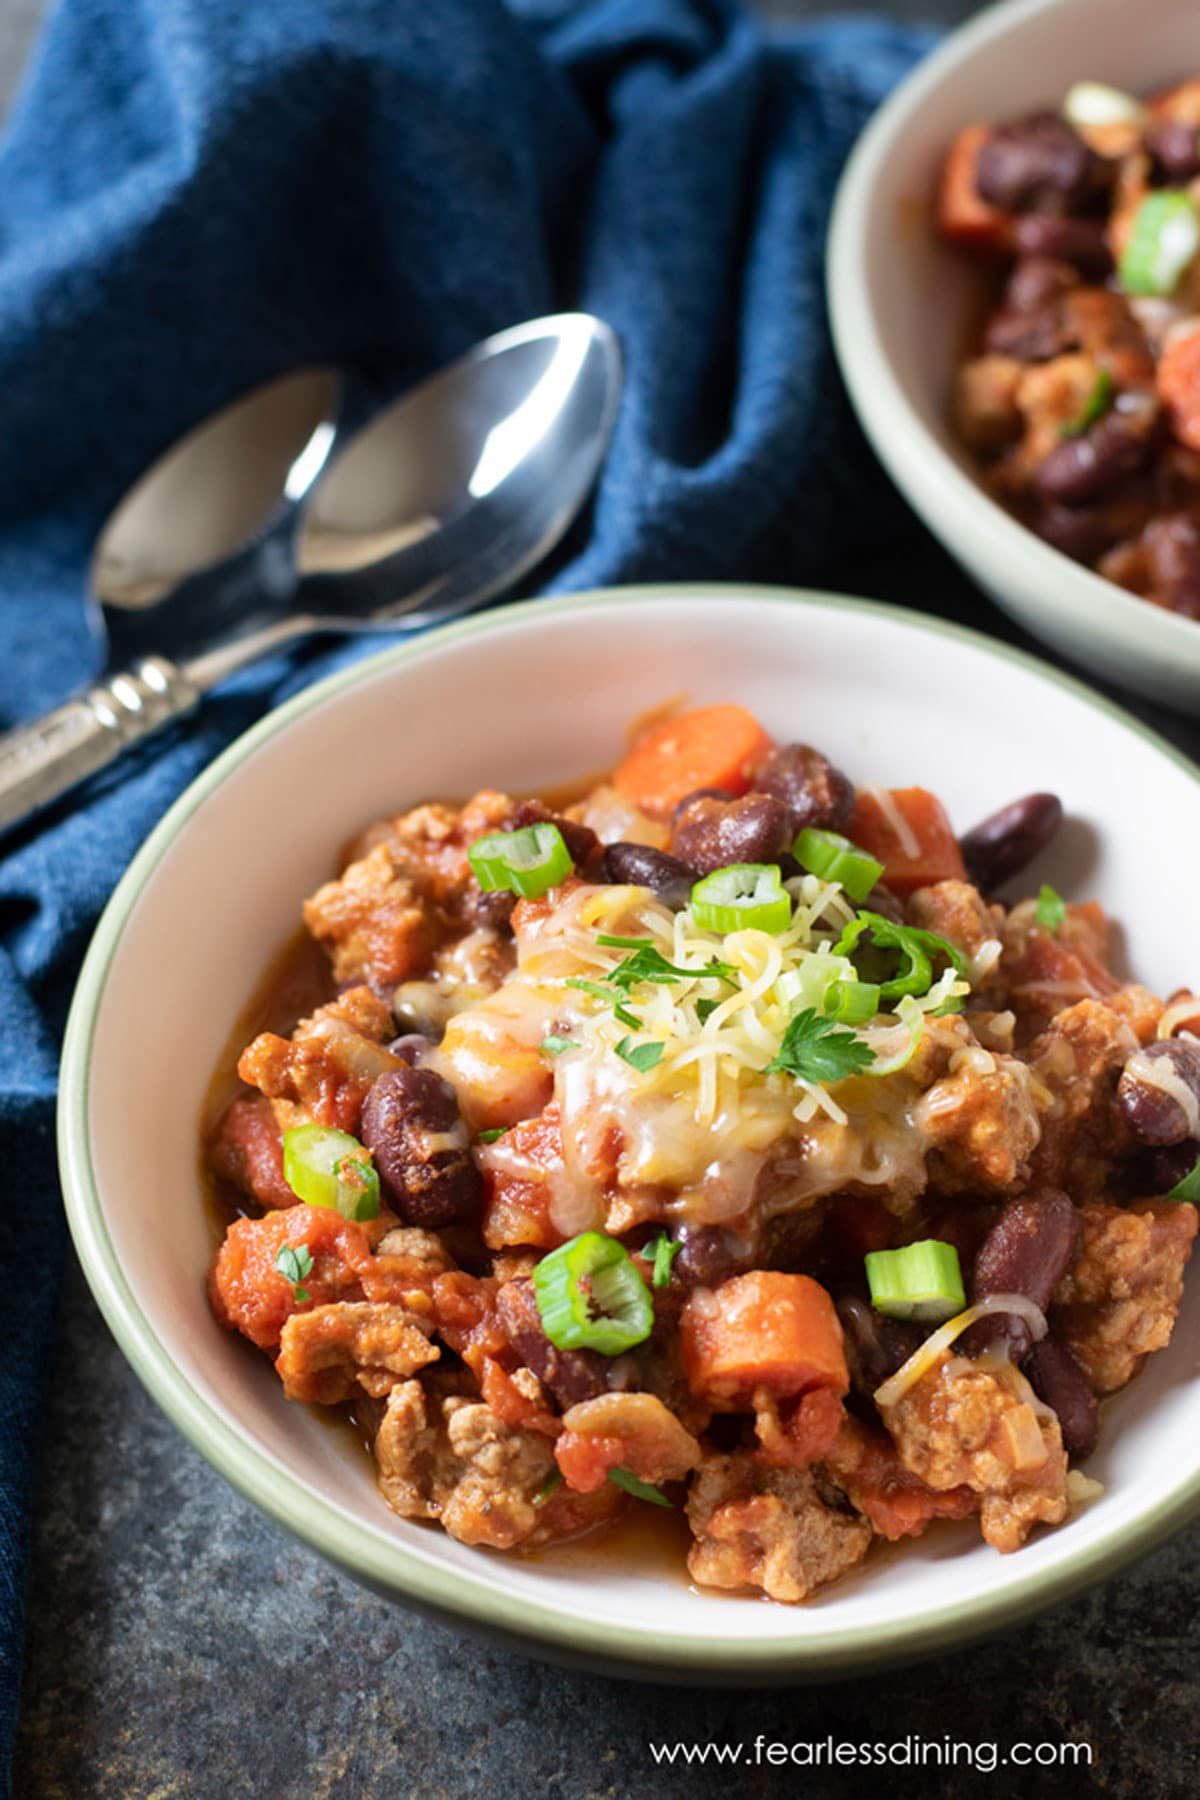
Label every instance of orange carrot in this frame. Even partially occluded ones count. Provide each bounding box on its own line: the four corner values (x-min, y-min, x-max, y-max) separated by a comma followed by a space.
848, 787, 966, 896
680, 1271, 848, 1402
612, 704, 773, 819
1149, 78, 1200, 126
1157, 327, 1200, 453
937, 124, 1015, 253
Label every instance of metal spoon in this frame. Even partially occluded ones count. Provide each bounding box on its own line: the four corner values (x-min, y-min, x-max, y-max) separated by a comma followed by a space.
0, 313, 621, 833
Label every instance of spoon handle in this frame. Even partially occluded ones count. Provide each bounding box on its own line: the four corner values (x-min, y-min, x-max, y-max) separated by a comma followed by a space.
0, 657, 201, 834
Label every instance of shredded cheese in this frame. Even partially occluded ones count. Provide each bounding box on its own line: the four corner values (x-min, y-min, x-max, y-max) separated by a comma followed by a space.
1124, 1048, 1200, 1138
873, 1293, 1048, 1410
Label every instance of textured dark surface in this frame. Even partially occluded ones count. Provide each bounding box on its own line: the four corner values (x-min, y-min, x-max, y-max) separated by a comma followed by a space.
11, 2, 1200, 1798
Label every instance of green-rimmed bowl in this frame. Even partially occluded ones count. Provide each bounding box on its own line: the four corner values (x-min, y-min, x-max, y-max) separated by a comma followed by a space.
59, 584, 1200, 1681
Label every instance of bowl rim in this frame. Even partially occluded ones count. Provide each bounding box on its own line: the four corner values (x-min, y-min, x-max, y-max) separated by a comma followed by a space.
58, 581, 1200, 1677
825, 0, 1200, 670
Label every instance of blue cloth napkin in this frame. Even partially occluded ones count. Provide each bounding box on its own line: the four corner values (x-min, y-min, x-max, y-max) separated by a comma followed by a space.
0, 0, 934, 1777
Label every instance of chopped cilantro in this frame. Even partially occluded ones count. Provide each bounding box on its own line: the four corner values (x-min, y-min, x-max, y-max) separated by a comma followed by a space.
478, 1127, 507, 1144
275, 1242, 314, 1304
541, 1035, 580, 1056
641, 1230, 682, 1288
608, 1467, 674, 1507
614, 1035, 664, 1072
762, 1007, 876, 1084
1036, 884, 1067, 934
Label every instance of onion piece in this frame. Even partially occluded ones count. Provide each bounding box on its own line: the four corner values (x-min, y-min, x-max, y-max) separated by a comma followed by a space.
1063, 81, 1146, 129
873, 1293, 1048, 1410
1157, 1000, 1200, 1041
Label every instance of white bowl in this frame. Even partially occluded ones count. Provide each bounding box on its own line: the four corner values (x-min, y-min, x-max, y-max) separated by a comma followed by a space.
59, 585, 1200, 1679
828, 0, 1200, 715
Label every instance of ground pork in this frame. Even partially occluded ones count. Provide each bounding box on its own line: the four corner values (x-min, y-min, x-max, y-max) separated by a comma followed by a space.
275, 1302, 438, 1404
685, 1451, 872, 1602
374, 1384, 556, 1548
238, 986, 399, 1134
1052, 1200, 1198, 1392
906, 879, 1004, 965
914, 1048, 1042, 1193
1021, 999, 1137, 1199
880, 1352, 1068, 1553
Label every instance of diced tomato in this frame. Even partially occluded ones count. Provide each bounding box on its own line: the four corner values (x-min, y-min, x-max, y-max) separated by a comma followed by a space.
480, 1105, 570, 1251
210, 1206, 378, 1352
937, 124, 1015, 253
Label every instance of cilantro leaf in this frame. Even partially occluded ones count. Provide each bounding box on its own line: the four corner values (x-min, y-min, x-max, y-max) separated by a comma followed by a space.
608, 1466, 674, 1507
541, 1035, 580, 1056
1036, 884, 1067, 934
696, 997, 720, 1025
478, 1127, 507, 1144
614, 1035, 664, 1072
1165, 1155, 1200, 1203
564, 976, 640, 1029
533, 1470, 563, 1506
641, 1230, 682, 1288
596, 936, 737, 989
275, 1242, 314, 1303
763, 1008, 876, 1084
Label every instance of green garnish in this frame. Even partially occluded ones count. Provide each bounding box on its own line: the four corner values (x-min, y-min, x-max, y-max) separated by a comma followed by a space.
615, 1035, 664, 1072
608, 1467, 674, 1508
564, 976, 641, 1029
835, 911, 970, 1002
478, 1127, 507, 1144
541, 1035, 580, 1056
695, 997, 720, 1025
282, 1125, 381, 1222
690, 864, 792, 935
641, 1230, 682, 1288
1059, 368, 1115, 439
763, 1008, 876, 1084
274, 1242, 314, 1304
792, 828, 884, 903
1164, 1155, 1200, 1203
1118, 190, 1200, 297
595, 936, 737, 988
468, 822, 573, 899
533, 1470, 563, 1506
865, 1239, 965, 1323
532, 1231, 655, 1355
823, 979, 881, 1025
1036, 884, 1067, 934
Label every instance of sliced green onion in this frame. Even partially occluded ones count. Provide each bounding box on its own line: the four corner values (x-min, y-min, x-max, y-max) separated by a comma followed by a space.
1059, 368, 1114, 439
608, 1467, 674, 1508
835, 911, 970, 1003
467, 822, 573, 898
282, 1125, 380, 1222
1063, 81, 1146, 130
1164, 1155, 1200, 1203
690, 863, 791, 935
614, 1035, 664, 1073
540, 1035, 580, 1057
532, 1231, 655, 1355
1036, 883, 1067, 934
823, 979, 881, 1025
641, 1229, 682, 1288
793, 828, 884, 903
865, 1239, 966, 1323
1119, 191, 1200, 297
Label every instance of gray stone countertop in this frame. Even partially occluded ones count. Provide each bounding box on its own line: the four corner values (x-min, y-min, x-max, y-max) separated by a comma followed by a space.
10, 2, 1200, 1796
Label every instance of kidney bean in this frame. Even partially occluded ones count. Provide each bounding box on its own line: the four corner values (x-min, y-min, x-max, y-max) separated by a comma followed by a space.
961, 1190, 1081, 1360
495, 1278, 608, 1409
1144, 515, 1200, 620
1004, 256, 1078, 315
385, 1033, 434, 1066
1012, 215, 1113, 279
975, 113, 1107, 215
1117, 1038, 1200, 1145
959, 792, 1063, 892
1032, 501, 1123, 563
1022, 1337, 1098, 1459
671, 786, 733, 822
669, 793, 792, 877
360, 1066, 482, 1229
837, 1297, 922, 1402
1135, 1136, 1200, 1196
671, 1227, 748, 1290
461, 885, 517, 933
1145, 118, 1200, 183
984, 305, 1073, 363
1034, 403, 1160, 508
601, 841, 696, 908
746, 743, 855, 835
512, 798, 598, 870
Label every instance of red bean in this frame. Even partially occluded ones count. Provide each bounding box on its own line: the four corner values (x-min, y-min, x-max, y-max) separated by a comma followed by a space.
961, 1190, 1081, 1360
1145, 119, 1200, 183
1004, 256, 1078, 315
1144, 515, 1200, 620
360, 1066, 481, 1229
1034, 401, 1160, 507
601, 841, 696, 908
837, 1297, 922, 1402
959, 792, 1063, 891
984, 305, 1073, 363
671, 1227, 748, 1290
749, 743, 854, 835
1023, 1337, 1098, 1459
1012, 215, 1113, 279
669, 793, 792, 877
496, 1278, 608, 1409
1117, 1039, 1200, 1145
975, 113, 1107, 214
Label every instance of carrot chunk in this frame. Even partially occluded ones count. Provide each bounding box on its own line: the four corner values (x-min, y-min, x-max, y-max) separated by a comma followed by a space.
848, 787, 966, 896
937, 124, 1015, 253
1157, 327, 1200, 453
681, 1271, 848, 1403
612, 704, 773, 820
